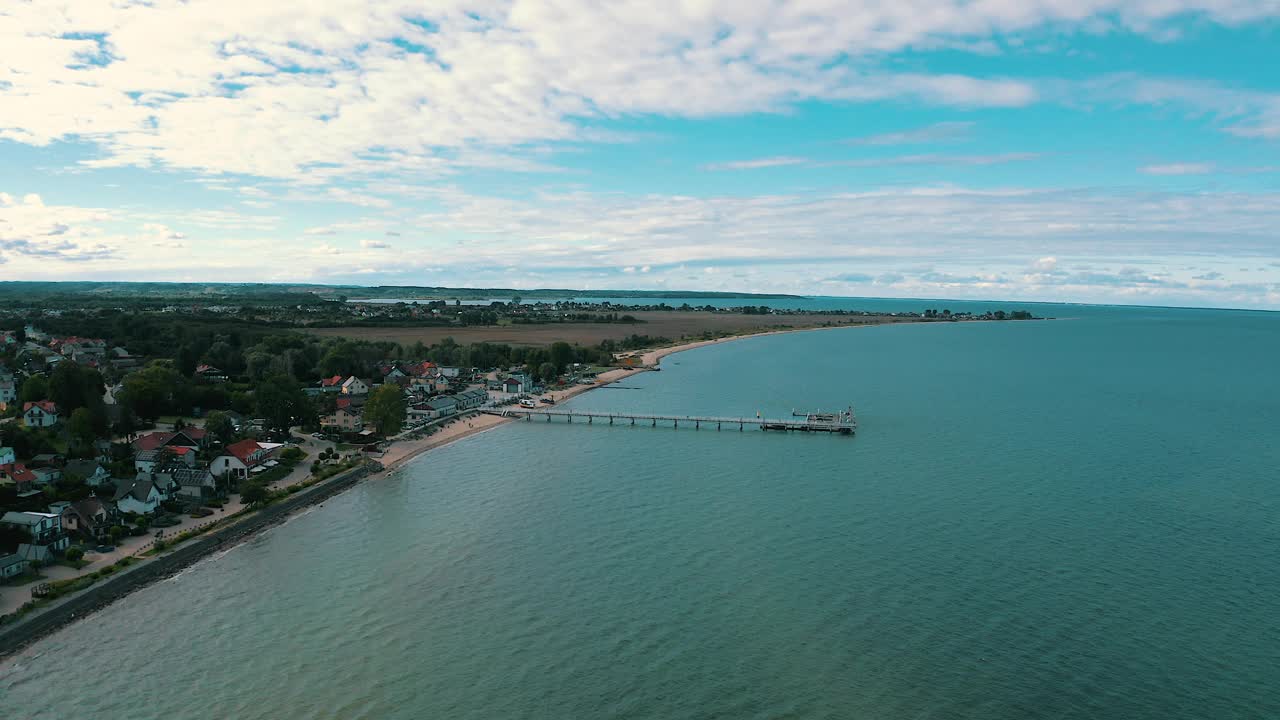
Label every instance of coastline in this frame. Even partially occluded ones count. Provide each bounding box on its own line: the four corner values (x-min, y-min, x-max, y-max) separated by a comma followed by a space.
372, 318, 935, 476
0, 317, 938, 656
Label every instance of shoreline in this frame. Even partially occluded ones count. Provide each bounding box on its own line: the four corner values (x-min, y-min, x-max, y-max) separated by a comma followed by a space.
366, 317, 959, 476
0, 317, 972, 657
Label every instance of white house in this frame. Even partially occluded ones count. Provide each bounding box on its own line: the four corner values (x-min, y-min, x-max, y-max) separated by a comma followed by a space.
0, 446, 15, 466
0, 380, 16, 410
211, 439, 282, 481
22, 400, 60, 428
341, 376, 370, 396
112, 475, 165, 515
0, 511, 70, 552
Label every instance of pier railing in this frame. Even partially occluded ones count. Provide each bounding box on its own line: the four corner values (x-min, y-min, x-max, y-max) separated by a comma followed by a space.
483, 409, 856, 434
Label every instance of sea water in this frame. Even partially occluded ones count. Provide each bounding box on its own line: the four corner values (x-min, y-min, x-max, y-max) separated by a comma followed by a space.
2, 304, 1278, 719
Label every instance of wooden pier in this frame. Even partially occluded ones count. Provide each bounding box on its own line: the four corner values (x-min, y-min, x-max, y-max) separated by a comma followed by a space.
483, 408, 857, 434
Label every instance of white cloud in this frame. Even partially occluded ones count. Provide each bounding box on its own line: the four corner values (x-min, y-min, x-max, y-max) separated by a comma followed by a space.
844, 122, 974, 146
1140, 162, 1215, 175
0, 190, 118, 263
8, 1, 1273, 183
703, 156, 809, 171
360, 239, 391, 249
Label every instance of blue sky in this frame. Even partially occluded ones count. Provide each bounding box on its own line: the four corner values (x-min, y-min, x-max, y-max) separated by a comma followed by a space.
1, 1, 1278, 308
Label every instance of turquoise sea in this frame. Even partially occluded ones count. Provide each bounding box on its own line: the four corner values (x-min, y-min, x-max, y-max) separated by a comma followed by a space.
3, 302, 1279, 719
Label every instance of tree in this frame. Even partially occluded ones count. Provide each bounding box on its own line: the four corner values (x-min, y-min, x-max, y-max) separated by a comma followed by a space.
549, 341, 574, 375
364, 384, 406, 436
19, 374, 49, 403
538, 362, 557, 383
240, 480, 269, 506
176, 344, 199, 377
121, 362, 184, 421
255, 376, 311, 435
203, 411, 235, 445
68, 407, 96, 452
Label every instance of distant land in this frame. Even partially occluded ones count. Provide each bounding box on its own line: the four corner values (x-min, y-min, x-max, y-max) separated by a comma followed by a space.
0, 281, 802, 302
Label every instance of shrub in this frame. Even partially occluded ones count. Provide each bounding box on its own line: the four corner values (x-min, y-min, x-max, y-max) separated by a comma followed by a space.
65, 546, 85, 562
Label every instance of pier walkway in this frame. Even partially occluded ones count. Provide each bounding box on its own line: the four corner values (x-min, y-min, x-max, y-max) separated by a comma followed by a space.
483, 408, 857, 434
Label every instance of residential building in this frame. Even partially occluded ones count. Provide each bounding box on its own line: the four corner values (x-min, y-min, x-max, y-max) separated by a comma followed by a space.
455, 388, 489, 410
0, 446, 14, 466
22, 400, 60, 428
319, 375, 344, 392
194, 364, 228, 382
135, 446, 197, 474
112, 475, 166, 515
55, 497, 119, 541
420, 396, 459, 420
0, 462, 39, 496
131, 428, 208, 454
63, 459, 111, 487
0, 511, 69, 552
169, 467, 218, 502
341, 376, 370, 396
31, 466, 61, 486
321, 407, 364, 433
0, 553, 29, 580
210, 439, 282, 481
0, 379, 15, 410
108, 346, 142, 370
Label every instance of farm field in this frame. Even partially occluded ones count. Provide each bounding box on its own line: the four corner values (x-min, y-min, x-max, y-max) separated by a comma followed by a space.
304, 311, 913, 347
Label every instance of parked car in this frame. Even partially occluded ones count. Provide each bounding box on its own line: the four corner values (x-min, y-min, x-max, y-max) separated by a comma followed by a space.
94, 544, 115, 553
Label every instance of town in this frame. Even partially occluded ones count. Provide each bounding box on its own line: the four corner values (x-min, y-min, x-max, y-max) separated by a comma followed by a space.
0, 321, 604, 621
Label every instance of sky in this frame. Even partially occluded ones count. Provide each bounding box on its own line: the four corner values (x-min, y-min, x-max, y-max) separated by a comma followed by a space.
1, 2, 1279, 309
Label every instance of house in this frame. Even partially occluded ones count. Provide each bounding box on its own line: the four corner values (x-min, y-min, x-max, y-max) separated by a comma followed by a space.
108, 346, 142, 370
321, 407, 364, 433
341, 376, 370, 396
17, 543, 55, 565
0, 379, 15, 410
455, 388, 489, 410
381, 365, 407, 383
31, 466, 62, 486
0, 553, 29, 580
22, 400, 60, 428
135, 446, 197, 473
54, 497, 119, 541
131, 428, 207, 454
112, 475, 166, 515
438, 366, 462, 378
319, 375, 345, 392
500, 375, 533, 394
194, 364, 228, 382
0, 446, 14, 466
30, 453, 64, 468
420, 396, 459, 420
404, 361, 437, 378
0, 462, 39, 496
210, 439, 282, 481
0, 511, 69, 552
63, 459, 111, 487
169, 467, 218, 502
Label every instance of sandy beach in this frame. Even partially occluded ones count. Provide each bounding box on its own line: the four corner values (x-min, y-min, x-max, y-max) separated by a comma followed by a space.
372, 322, 886, 476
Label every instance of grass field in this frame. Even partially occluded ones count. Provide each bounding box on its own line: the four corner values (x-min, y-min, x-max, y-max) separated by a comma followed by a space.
304, 311, 917, 347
